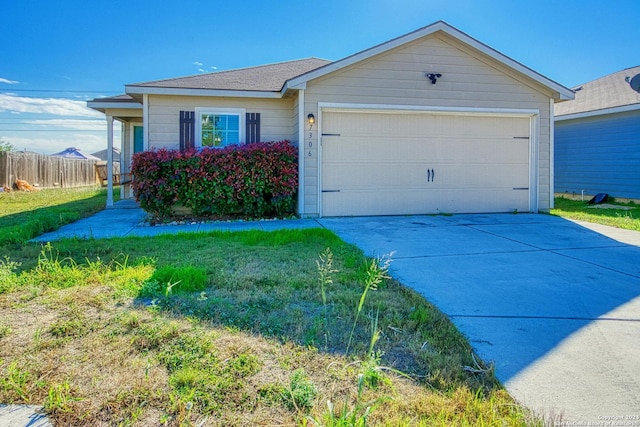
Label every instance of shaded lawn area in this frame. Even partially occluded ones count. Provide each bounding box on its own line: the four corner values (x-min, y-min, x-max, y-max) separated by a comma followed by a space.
0, 187, 117, 245
0, 230, 542, 426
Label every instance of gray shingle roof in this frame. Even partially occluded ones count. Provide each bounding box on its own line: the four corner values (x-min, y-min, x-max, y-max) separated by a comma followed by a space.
90, 94, 137, 103
555, 65, 640, 116
128, 58, 332, 92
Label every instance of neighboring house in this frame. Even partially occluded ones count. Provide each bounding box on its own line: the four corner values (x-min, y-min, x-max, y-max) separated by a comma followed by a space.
91, 148, 121, 162
51, 147, 100, 161
88, 21, 573, 216
554, 66, 640, 201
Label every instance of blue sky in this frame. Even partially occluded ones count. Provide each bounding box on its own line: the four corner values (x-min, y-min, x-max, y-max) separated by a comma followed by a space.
1, 0, 638, 154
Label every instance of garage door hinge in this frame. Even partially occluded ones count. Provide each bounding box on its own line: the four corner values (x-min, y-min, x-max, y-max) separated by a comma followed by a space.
513, 136, 530, 139
513, 187, 529, 190
322, 190, 341, 193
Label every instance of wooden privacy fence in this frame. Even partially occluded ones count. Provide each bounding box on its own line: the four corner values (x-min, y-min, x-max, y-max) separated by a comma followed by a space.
0, 151, 98, 189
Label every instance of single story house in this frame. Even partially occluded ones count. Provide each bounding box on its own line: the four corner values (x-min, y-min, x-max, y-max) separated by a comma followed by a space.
554, 66, 640, 201
88, 21, 573, 217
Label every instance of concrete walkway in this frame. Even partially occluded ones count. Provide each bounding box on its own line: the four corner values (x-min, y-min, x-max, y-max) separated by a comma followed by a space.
0, 405, 52, 427
31, 200, 322, 243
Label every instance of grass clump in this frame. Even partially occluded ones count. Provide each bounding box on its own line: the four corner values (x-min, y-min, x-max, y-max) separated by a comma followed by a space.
282, 369, 318, 412
141, 265, 208, 298
0, 257, 20, 294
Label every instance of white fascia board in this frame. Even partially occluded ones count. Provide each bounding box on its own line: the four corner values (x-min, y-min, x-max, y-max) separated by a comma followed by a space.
555, 104, 640, 121
285, 21, 574, 101
125, 85, 282, 99
87, 101, 141, 112
318, 102, 539, 117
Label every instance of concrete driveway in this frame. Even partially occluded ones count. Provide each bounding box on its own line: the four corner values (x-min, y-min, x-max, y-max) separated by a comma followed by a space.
317, 213, 640, 424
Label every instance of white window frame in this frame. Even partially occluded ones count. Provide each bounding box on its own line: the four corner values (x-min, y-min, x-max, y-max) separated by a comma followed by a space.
195, 107, 246, 148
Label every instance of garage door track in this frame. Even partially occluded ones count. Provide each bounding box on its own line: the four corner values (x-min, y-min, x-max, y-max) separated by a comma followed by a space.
318, 213, 640, 423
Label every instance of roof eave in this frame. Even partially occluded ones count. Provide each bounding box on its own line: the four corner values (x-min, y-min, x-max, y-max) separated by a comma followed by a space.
125, 85, 283, 99
286, 20, 574, 101
87, 100, 142, 113
555, 103, 640, 121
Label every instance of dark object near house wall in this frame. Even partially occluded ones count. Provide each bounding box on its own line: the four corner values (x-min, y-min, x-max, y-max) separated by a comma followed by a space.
588, 193, 608, 205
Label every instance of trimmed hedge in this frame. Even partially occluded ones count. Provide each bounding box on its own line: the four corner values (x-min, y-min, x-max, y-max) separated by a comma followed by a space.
131, 141, 298, 220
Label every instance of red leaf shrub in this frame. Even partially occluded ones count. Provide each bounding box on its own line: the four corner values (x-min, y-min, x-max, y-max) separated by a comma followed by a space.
131, 141, 298, 220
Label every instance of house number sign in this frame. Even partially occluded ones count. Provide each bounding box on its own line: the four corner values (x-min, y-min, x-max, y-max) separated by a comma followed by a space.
308, 132, 313, 157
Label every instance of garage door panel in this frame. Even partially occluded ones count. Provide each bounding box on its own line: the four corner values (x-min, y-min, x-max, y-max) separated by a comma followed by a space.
323, 188, 530, 216
324, 138, 528, 165
324, 112, 529, 139
321, 111, 531, 216
323, 163, 529, 189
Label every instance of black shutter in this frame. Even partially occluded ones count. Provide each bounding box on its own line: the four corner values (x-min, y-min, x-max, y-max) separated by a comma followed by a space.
246, 113, 260, 143
179, 111, 195, 151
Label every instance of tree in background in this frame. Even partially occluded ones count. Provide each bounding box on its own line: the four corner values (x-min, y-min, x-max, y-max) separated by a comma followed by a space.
0, 139, 14, 152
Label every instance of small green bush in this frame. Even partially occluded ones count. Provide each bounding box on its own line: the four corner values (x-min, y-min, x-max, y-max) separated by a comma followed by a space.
131, 141, 298, 220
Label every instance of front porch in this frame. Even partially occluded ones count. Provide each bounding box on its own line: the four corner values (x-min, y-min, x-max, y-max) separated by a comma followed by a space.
87, 94, 143, 207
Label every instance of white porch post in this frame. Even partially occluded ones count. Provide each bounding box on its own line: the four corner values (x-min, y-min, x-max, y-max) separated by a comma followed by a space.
106, 115, 114, 207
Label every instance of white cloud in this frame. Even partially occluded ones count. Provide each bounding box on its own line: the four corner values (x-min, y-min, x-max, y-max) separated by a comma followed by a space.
198, 68, 205, 73
24, 119, 106, 131
193, 61, 203, 66
210, 66, 217, 70
0, 78, 19, 84
2, 131, 121, 155
0, 94, 103, 118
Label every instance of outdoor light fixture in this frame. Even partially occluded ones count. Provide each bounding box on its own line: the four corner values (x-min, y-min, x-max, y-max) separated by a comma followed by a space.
307, 113, 315, 125
426, 73, 442, 84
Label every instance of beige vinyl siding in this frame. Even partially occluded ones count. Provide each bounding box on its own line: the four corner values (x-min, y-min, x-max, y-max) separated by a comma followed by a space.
147, 95, 295, 150
303, 32, 553, 215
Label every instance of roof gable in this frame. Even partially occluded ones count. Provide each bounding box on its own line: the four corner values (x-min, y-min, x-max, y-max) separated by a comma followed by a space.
286, 21, 573, 101
555, 65, 640, 117
114, 21, 572, 102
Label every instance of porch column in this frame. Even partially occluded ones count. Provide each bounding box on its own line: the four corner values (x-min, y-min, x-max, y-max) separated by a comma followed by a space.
106, 115, 114, 207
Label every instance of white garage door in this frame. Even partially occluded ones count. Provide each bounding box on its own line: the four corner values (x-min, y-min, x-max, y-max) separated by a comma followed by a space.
321, 110, 531, 216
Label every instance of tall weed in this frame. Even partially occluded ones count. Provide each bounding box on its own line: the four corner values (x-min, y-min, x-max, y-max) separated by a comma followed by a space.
346, 253, 392, 355
316, 248, 337, 350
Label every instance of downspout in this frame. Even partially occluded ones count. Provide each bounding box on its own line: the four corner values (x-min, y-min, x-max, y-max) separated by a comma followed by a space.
106, 115, 114, 208
549, 98, 555, 209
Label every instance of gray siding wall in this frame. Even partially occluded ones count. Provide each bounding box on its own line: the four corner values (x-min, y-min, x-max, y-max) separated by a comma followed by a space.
303, 32, 553, 216
147, 95, 295, 149
555, 110, 640, 200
